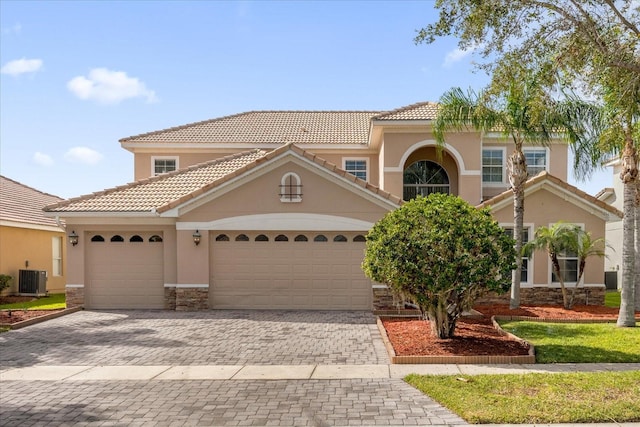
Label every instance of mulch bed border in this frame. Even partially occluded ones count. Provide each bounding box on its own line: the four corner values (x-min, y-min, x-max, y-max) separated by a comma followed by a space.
0, 306, 83, 330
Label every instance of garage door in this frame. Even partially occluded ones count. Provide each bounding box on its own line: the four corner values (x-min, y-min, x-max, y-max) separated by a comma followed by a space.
86, 233, 164, 309
210, 232, 372, 310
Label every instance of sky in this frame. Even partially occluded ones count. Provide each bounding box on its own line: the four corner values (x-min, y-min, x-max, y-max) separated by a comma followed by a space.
1, 0, 612, 200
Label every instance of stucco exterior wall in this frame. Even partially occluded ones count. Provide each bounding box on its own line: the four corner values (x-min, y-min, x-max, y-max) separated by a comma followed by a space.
0, 225, 66, 294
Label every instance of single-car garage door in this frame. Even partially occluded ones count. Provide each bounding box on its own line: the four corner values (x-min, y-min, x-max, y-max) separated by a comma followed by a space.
210, 232, 372, 310
86, 233, 164, 309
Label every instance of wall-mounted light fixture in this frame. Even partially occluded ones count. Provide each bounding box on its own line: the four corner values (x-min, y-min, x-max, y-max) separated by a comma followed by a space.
193, 230, 201, 246
69, 230, 79, 246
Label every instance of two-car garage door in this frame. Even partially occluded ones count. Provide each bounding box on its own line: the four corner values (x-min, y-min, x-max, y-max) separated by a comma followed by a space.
210, 232, 372, 310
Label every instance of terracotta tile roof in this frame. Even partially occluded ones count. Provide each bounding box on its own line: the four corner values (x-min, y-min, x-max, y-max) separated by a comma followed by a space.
45, 144, 402, 214
0, 176, 64, 228
478, 171, 623, 219
373, 102, 439, 120
120, 111, 384, 145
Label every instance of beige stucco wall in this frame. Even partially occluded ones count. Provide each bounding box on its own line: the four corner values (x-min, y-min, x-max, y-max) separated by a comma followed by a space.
488, 188, 607, 286
0, 225, 66, 294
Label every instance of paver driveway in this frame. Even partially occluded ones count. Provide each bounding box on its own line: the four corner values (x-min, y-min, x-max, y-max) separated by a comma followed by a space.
0, 310, 467, 426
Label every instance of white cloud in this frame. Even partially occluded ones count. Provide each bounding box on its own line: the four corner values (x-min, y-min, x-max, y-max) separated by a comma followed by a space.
1, 58, 43, 76
442, 44, 481, 68
67, 68, 158, 104
64, 147, 103, 165
33, 152, 54, 166
2, 23, 22, 35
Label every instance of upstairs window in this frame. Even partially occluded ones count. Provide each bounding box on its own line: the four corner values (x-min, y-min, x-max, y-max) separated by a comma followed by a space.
280, 172, 302, 202
482, 149, 504, 184
524, 149, 547, 177
343, 159, 368, 181
153, 157, 178, 176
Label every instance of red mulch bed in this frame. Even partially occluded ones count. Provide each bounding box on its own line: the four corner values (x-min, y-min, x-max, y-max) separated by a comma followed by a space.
0, 296, 64, 325
382, 304, 629, 357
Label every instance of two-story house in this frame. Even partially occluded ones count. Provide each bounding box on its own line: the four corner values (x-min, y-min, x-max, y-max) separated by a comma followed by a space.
44, 102, 621, 311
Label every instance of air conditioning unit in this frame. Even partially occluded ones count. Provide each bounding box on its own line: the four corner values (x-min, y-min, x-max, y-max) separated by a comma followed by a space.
19, 269, 47, 295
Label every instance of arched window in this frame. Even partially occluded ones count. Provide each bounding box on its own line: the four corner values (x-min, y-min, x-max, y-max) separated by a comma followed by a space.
280, 172, 302, 202
255, 234, 269, 242
333, 235, 347, 242
149, 235, 163, 242
91, 235, 105, 242
215, 234, 230, 242
275, 234, 289, 242
130, 235, 144, 242
110, 235, 124, 242
403, 160, 450, 200
235, 234, 250, 242
294, 234, 308, 242
314, 235, 328, 242
353, 235, 366, 242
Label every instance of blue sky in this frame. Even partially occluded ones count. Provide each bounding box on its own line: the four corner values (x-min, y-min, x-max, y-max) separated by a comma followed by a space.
1, 0, 610, 199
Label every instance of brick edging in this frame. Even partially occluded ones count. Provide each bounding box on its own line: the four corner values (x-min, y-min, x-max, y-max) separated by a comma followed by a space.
0, 306, 84, 330
377, 316, 536, 365
491, 314, 640, 323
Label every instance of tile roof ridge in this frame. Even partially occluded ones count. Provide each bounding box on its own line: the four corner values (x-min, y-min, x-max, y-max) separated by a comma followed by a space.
595, 187, 614, 199
44, 149, 265, 211
373, 101, 438, 119
0, 175, 63, 201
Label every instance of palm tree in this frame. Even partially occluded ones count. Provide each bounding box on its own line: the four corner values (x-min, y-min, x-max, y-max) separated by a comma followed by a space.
572, 229, 608, 309
433, 72, 566, 309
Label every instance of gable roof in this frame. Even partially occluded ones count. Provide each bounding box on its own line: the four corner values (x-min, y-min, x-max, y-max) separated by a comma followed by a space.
373, 101, 439, 121
45, 144, 402, 215
120, 110, 384, 146
478, 171, 623, 220
0, 176, 64, 229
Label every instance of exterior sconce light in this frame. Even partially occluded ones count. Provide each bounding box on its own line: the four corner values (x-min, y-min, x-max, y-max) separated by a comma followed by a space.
193, 230, 201, 246
69, 230, 79, 246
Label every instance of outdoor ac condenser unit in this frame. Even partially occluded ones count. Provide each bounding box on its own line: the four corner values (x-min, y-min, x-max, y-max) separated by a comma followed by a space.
18, 269, 47, 295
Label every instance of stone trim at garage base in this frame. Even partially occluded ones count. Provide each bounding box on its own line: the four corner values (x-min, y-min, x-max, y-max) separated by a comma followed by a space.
376, 317, 536, 365
165, 284, 209, 311
65, 285, 84, 308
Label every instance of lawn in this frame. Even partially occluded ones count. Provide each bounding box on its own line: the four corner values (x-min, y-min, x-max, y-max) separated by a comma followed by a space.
498, 320, 640, 363
0, 293, 66, 310
406, 371, 640, 424
605, 290, 621, 307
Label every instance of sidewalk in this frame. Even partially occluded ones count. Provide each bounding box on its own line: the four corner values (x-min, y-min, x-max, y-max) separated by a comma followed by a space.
2, 362, 639, 381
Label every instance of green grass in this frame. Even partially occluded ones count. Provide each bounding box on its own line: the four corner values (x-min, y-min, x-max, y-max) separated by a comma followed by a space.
0, 293, 66, 310
499, 320, 640, 363
406, 371, 640, 424
605, 290, 621, 308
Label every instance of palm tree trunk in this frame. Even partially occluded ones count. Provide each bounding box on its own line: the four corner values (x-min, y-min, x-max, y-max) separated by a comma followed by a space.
635, 180, 640, 311
617, 136, 637, 327
509, 149, 528, 309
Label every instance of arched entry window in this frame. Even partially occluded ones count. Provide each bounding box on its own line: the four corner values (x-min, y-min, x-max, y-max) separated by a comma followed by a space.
403, 160, 450, 200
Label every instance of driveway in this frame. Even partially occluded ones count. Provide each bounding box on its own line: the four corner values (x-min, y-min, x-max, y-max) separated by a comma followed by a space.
0, 310, 467, 426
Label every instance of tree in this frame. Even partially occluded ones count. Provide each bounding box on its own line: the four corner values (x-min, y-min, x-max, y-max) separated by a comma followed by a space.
362, 193, 516, 339
432, 71, 567, 309
418, 0, 639, 325
524, 222, 606, 309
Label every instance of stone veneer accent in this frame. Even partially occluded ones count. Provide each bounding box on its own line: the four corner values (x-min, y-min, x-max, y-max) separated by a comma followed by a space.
164, 285, 176, 310
65, 285, 84, 308
476, 286, 606, 306
175, 286, 209, 311
373, 286, 399, 310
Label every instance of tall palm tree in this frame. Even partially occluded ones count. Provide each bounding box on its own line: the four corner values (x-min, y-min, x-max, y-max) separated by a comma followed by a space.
433, 73, 565, 309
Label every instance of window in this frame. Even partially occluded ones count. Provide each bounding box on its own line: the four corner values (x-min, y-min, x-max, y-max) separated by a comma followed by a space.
353, 235, 366, 242
314, 235, 328, 242
235, 234, 250, 242
343, 159, 368, 181
215, 234, 230, 241
153, 157, 178, 175
130, 235, 143, 242
403, 160, 450, 200
275, 234, 289, 241
482, 149, 504, 183
552, 251, 579, 283
110, 235, 124, 242
91, 235, 105, 242
149, 235, 163, 242
333, 235, 347, 242
524, 149, 547, 177
255, 234, 269, 242
503, 226, 531, 283
294, 234, 308, 242
52, 237, 62, 276
280, 172, 302, 202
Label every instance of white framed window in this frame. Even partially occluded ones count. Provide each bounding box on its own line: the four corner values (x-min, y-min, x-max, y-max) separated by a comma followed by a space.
482, 148, 505, 184
152, 156, 178, 176
280, 172, 302, 202
551, 223, 583, 284
343, 158, 368, 181
52, 236, 62, 276
502, 225, 532, 284
523, 148, 548, 177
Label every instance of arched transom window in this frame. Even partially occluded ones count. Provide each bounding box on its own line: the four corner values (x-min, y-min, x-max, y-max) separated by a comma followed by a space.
279, 172, 302, 202
403, 160, 450, 200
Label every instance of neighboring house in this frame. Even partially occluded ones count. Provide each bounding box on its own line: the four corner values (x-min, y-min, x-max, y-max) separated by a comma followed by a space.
596, 158, 624, 291
44, 102, 621, 310
0, 176, 66, 296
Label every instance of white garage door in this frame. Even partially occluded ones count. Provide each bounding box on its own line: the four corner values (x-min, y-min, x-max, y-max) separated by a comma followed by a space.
86, 233, 164, 309
210, 232, 372, 310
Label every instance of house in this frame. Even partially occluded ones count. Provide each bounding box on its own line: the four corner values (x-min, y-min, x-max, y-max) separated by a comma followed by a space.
0, 176, 66, 296
596, 158, 624, 291
43, 102, 621, 310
